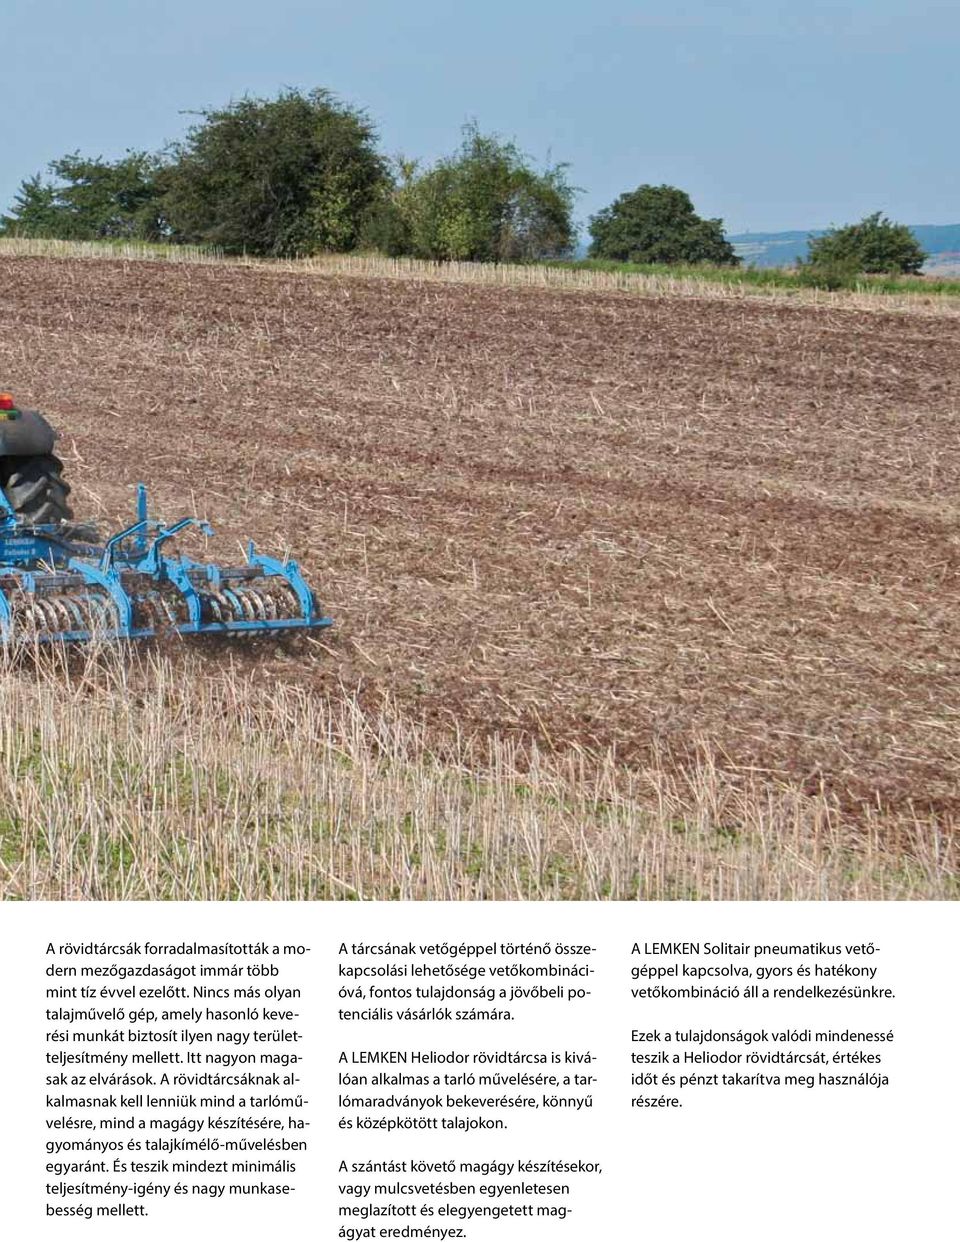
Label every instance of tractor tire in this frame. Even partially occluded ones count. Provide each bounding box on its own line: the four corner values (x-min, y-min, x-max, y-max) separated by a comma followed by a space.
2, 454, 73, 524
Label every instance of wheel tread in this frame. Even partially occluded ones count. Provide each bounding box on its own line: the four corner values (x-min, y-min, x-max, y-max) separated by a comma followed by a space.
2, 454, 73, 523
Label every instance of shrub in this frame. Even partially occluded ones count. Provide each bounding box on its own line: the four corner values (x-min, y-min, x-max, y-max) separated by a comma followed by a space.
390, 125, 576, 262
1, 152, 165, 241
794, 257, 862, 291
805, 213, 926, 275
160, 88, 389, 256
588, 184, 739, 266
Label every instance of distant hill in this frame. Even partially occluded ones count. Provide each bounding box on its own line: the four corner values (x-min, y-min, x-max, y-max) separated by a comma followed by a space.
728, 224, 960, 273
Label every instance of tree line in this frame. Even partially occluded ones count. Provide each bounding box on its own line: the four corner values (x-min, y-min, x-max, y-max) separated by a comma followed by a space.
0, 87, 927, 276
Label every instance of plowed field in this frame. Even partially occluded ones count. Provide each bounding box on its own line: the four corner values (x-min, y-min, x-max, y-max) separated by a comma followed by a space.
4, 255, 959, 819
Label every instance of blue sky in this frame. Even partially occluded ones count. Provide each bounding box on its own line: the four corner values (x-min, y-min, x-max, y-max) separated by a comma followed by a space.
4, 0, 958, 236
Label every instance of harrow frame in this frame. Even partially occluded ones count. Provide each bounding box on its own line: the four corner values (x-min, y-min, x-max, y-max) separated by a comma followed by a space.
0, 484, 333, 643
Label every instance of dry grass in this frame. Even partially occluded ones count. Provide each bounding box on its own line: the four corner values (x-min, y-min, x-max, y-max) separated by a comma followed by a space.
3, 236, 959, 315
0, 648, 952, 901
0, 237, 224, 265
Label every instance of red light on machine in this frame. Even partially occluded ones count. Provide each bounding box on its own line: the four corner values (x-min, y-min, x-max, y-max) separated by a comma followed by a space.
0, 393, 14, 411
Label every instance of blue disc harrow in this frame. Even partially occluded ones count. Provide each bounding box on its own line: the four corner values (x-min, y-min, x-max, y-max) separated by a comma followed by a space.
0, 485, 333, 644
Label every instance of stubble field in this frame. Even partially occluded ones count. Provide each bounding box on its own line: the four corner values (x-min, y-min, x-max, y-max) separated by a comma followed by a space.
0, 253, 957, 899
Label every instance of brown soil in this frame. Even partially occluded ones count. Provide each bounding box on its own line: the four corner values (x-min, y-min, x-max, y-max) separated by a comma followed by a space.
3, 255, 960, 816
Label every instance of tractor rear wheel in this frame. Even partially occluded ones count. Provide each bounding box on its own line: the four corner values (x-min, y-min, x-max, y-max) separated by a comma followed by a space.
2, 454, 73, 524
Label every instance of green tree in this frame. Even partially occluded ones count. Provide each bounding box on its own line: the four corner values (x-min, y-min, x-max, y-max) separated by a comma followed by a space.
1, 152, 164, 239
0, 175, 61, 237
387, 125, 576, 262
588, 184, 739, 266
357, 157, 417, 256
160, 88, 388, 256
804, 212, 926, 275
